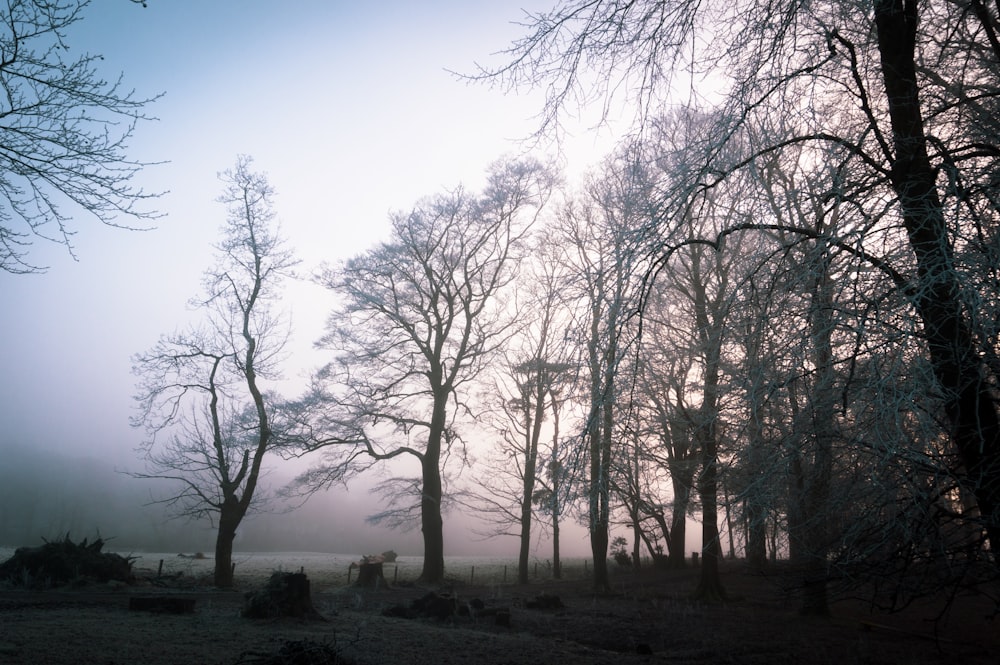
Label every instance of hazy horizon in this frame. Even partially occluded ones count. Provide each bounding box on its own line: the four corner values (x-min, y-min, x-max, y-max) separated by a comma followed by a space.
0, 442, 598, 559
0, 3, 615, 566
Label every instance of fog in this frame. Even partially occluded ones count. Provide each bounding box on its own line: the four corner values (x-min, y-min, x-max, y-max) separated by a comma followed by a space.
0, 2, 615, 562
0, 443, 594, 558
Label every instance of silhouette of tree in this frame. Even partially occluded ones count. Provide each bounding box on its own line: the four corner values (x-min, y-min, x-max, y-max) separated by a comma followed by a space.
132, 156, 295, 588
288, 158, 554, 584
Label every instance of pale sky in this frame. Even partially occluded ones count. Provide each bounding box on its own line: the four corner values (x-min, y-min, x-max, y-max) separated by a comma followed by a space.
0, 1, 613, 556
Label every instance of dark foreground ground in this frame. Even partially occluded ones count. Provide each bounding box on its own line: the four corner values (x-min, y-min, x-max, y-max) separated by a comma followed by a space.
0, 561, 997, 664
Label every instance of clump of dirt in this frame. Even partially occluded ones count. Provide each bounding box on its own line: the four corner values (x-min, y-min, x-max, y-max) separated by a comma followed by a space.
0, 534, 133, 587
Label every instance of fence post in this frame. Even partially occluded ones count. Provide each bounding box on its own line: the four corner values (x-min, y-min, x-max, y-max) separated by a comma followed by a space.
471, 565, 475, 584
503, 565, 507, 583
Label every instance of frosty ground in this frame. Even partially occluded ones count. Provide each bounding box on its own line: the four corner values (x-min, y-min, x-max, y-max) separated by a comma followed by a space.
0, 549, 997, 664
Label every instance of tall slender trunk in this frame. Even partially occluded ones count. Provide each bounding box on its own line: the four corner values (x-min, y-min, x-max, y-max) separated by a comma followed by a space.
799, 235, 835, 616
744, 331, 769, 570
630, 437, 643, 568
552, 515, 562, 579
589, 397, 612, 590
696, 451, 724, 597
588, 401, 612, 590
518, 367, 545, 585
517, 499, 534, 584
551, 401, 563, 579
875, 0, 1000, 552
667, 477, 690, 568
691, 248, 727, 600
587, 271, 613, 592
518, 451, 537, 584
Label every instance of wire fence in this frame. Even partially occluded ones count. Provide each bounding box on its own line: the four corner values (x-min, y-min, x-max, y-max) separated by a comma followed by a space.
349, 558, 598, 587
125, 552, 676, 588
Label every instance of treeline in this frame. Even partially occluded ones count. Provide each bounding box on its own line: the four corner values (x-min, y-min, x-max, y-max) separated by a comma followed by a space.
121, 0, 1000, 617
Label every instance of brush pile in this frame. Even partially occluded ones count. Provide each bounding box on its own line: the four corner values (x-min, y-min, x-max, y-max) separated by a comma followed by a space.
0, 534, 133, 587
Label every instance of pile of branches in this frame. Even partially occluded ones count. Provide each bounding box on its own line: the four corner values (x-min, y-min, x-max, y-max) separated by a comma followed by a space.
0, 534, 134, 588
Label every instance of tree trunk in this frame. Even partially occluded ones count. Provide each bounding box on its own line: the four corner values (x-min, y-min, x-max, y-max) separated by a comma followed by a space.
355, 560, 387, 588
517, 494, 533, 584
691, 247, 727, 600
744, 357, 769, 570
632, 509, 642, 569
518, 387, 542, 585
420, 453, 445, 584
552, 514, 562, 579
590, 519, 610, 591
214, 508, 239, 588
722, 484, 737, 560
874, 0, 1000, 553
798, 234, 836, 617
744, 500, 768, 570
589, 363, 612, 592
667, 472, 691, 568
695, 458, 726, 600
551, 399, 563, 580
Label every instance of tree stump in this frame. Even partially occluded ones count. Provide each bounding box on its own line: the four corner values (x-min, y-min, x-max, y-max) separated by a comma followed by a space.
354, 555, 388, 589
242, 572, 325, 620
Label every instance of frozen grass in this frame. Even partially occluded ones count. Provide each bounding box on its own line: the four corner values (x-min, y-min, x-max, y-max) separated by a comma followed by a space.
127, 551, 595, 588
0, 545, 595, 588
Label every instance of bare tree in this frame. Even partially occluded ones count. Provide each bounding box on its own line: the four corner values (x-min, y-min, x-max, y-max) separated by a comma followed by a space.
0, 0, 160, 273
289, 158, 554, 584
132, 156, 295, 588
555, 146, 653, 591
488, 0, 1000, 563
471, 238, 577, 584
629, 282, 702, 570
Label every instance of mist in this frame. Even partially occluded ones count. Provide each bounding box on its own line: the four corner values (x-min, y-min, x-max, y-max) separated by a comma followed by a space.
0, 443, 592, 559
